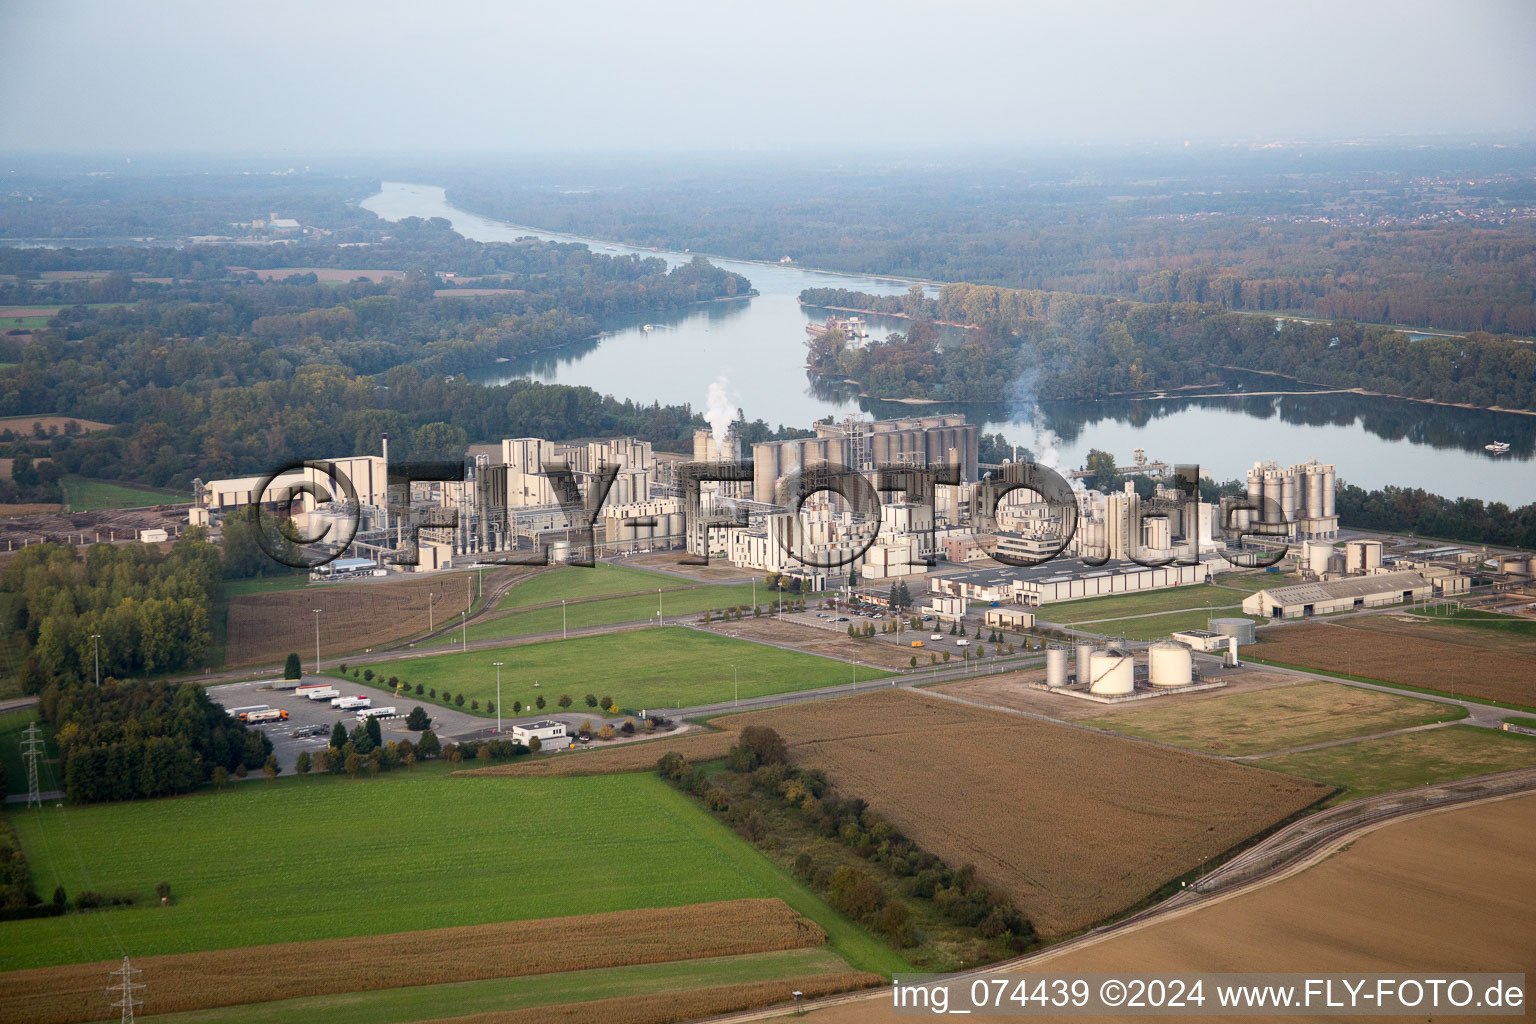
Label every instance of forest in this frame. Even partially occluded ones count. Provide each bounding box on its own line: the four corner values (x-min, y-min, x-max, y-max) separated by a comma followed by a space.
0, 226, 753, 499
446, 147, 1536, 335
800, 284, 1536, 412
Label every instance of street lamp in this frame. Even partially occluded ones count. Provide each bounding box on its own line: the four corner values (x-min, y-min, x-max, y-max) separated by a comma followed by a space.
493, 661, 504, 733
89, 633, 101, 687
461, 609, 467, 652
562, 599, 567, 640
311, 609, 321, 676
733, 664, 738, 706
428, 592, 434, 633
657, 588, 663, 625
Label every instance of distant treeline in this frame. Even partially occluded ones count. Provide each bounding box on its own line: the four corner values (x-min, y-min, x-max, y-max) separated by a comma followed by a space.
0, 225, 755, 494
1335, 483, 1536, 550
447, 154, 1536, 335
799, 285, 1536, 412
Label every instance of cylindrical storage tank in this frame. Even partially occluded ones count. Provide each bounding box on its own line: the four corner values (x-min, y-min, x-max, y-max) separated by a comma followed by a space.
548, 539, 571, 564
1264, 470, 1283, 523
1148, 641, 1193, 687
1322, 467, 1336, 517
1361, 541, 1382, 572
1307, 467, 1324, 518
1045, 646, 1069, 688
1088, 651, 1134, 695
1345, 541, 1364, 574
1209, 617, 1256, 645
1280, 472, 1297, 522
1075, 642, 1096, 685
1246, 467, 1264, 517
1305, 540, 1331, 574
1528, 556, 1536, 577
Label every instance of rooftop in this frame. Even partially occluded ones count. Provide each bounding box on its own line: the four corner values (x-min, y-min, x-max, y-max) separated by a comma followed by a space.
1259, 571, 1429, 606
938, 555, 1222, 588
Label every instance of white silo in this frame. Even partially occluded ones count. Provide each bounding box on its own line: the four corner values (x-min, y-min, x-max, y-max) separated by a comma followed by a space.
1243, 464, 1264, 530
1088, 650, 1135, 695
1306, 465, 1324, 519
1322, 465, 1336, 517
1263, 468, 1283, 523
1280, 469, 1298, 523
1148, 641, 1194, 687
1075, 642, 1096, 685
1045, 646, 1069, 688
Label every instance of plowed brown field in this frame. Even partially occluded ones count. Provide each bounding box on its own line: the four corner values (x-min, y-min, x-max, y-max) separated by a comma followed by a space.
225, 568, 528, 666
707, 691, 1329, 937
1252, 620, 1536, 706
463, 729, 738, 777
788, 793, 1536, 1024
0, 899, 824, 1024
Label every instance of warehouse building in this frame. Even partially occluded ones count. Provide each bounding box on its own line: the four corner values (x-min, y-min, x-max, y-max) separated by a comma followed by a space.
1241, 570, 1432, 619
511, 720, 572, 750
930, 556, 1225, 608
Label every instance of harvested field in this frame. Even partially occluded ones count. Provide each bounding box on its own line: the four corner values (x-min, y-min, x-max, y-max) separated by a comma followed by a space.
794, 794, 1536, 1024
704, 617, 919, 670
0, 503, 187, 548
0, 899, 823, 1024
1080, 680, 1464, 755
625, 551, 758, 580
0, 415, 113, 434
1251, 620, 1536, 707
0, 503, 61, 518
709, 690, 1330, 936
225, 569, 525, 666
409, 972, 881, 1024
464, 729, 738, 777
0, 307, 61, 318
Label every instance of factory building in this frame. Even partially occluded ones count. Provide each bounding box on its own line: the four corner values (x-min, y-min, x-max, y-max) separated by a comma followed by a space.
749, 414, 977, 505
1241, 570, 1432, 619
931, 556, 1224, 607
1235, 458, 1339, 541
196, 455, 389, 512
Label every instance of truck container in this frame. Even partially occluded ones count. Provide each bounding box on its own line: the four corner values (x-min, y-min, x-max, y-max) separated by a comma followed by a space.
293, 683, 334, 698
356, 707, 396, 720
240, 709, 289, 723
226, 704, 268, 718
333, 696, 371, 710
304, 687, 341, 701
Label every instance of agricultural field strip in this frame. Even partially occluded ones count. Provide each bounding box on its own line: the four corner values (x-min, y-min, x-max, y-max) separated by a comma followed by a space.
446, 583, 763, 644
387, 971, 881, 1024
1231, 720, 1461, 759
1064, 603, 1247, 625
0, 899, 827, 1024
723, 785, 1536, 1024
66, 951, 859, 1024
707, 690, 1330, 937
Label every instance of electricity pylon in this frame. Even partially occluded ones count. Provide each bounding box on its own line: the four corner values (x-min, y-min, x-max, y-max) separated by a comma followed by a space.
107, 957, 143, 1024
21, 722, 42, 809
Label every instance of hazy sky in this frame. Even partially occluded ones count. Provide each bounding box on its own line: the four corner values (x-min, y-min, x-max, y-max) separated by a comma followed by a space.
3, 0, 1534, 153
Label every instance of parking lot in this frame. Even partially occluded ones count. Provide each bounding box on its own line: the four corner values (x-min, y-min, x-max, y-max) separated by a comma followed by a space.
207, 677, 634, 771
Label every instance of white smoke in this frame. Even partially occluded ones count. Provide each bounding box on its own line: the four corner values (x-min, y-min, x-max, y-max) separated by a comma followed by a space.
705, 375, 735, 444
1007, 362, 1083, 490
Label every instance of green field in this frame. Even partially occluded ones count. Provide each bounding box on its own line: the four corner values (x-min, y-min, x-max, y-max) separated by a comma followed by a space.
497, 563, 681, 610
1081, 681, 1465, 756
1255, 724, 1536, 802
62, 475, 187, 511
349, 628, 885, 713
1040, 584, 1253, 625
446, 583, 762, 644
114, 948, 852, 1024
4, 766, 906, 975
0, 315, 51, 329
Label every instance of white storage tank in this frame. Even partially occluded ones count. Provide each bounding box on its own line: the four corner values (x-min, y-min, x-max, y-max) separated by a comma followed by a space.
1147, 641, 1194, 687
1075, 642, 1096, 685
1045, 646, 1069, 688
1303, 540, 1331, 574
1209, 617, 1256, 645
1088, 651, 1135, 695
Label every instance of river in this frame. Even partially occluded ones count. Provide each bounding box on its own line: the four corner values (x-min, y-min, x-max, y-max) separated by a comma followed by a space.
362, 183, 1533, 505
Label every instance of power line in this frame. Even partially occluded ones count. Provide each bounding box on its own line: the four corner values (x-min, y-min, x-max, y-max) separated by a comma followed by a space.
21, 721, 42, 809
107, 956, 144, 1024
